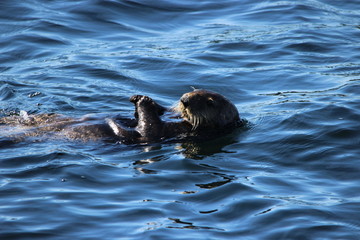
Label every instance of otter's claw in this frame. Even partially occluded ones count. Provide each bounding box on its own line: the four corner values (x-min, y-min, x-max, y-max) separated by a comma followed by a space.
139, 96, 153, 103
130, 95, 155, 105
130, 95, 144, 103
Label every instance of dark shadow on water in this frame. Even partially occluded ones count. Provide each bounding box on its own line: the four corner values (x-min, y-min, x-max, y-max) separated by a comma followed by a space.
129, 121, 252, 175
0, 137, 19, 149
178, 120, 251, 160
179, 136, 238, 160
128, 122, 251, 177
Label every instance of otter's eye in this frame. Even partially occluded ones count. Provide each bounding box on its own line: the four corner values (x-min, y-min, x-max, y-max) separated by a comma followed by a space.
206, 98, 214, 107
181, 99, 189, 108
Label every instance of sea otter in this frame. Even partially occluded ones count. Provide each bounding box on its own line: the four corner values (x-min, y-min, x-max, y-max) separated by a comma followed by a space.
0, 89, 242, 144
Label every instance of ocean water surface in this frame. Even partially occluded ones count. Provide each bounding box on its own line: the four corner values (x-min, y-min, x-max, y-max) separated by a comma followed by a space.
1, 0, 360, 239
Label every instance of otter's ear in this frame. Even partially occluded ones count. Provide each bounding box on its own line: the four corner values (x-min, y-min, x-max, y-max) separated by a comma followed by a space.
207, 97, 215, 106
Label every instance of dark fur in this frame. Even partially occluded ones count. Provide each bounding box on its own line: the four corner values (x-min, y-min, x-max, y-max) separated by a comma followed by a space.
0, 90, 242, 144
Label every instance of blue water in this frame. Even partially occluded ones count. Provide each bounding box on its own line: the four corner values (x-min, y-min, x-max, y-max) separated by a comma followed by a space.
1, 0, 360, 239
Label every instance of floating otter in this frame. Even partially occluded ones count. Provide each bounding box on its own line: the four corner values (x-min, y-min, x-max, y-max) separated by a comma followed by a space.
0, 89, 243, 144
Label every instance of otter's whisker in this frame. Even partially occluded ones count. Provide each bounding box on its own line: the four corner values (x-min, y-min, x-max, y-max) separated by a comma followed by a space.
192, 115, 199, 130
196, 116, 200, 128
192, 116, 197, 130
196, 116, 201, 127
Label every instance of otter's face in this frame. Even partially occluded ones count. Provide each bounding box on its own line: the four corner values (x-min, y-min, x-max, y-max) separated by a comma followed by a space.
176, 90, 239, 130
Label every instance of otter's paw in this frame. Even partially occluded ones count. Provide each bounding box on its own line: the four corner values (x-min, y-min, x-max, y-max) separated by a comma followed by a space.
137, 96, 155, 106
130, 95, 144, 104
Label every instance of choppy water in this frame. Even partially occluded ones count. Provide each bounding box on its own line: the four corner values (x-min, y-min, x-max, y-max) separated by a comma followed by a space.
1, 0, 360, 239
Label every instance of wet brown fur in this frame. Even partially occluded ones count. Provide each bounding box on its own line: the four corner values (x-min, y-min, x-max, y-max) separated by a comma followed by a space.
0, 90, 242, 143
175, 89, 240, 130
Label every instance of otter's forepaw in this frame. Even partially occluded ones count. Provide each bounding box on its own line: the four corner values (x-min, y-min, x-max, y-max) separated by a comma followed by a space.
137, 96, 155, 107
130, 95, 144, 104
140, 96, 153, 102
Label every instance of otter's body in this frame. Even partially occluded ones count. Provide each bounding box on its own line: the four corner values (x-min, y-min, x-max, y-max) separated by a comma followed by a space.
0, 112, 119, 141
0, 90, 242, 144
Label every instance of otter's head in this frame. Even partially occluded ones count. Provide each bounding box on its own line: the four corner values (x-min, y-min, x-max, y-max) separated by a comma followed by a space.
175, 89, 240, 130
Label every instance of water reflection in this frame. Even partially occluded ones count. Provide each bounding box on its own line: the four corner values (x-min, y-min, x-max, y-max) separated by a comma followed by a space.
178, 127, 249, 159
167, 217, 224, 231
177, 139, 237, 160
196, 173, 235, 189
132, 131, 242, 176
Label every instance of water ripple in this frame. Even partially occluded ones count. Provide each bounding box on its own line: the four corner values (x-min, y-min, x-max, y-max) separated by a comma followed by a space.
1, 0, 360, 239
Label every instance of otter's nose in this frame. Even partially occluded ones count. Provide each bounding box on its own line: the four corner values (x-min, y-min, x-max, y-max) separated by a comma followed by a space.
181, 96, 189, 108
